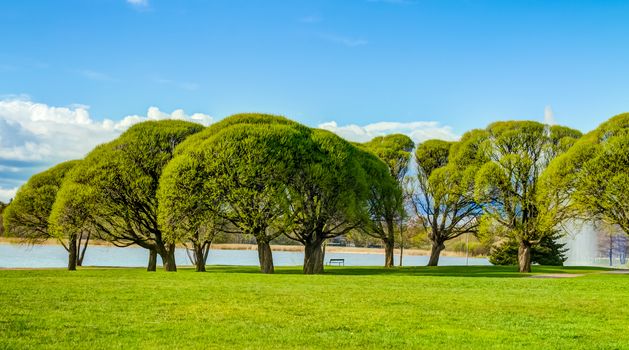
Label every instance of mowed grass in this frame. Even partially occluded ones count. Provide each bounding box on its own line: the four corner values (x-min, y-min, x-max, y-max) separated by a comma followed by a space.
0, 265, 628, 349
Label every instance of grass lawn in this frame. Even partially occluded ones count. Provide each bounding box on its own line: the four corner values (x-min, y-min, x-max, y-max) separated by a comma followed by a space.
0, 265, 628, 349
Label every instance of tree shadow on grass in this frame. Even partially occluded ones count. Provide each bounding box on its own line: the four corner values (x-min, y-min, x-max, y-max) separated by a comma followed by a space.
205, 265, 611, 278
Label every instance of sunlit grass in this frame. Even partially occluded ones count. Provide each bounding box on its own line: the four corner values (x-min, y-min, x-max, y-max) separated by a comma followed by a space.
0, 265, 627, 349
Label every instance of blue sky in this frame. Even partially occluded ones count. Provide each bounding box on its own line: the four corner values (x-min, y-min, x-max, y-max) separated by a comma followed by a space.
1, 0, 629, 200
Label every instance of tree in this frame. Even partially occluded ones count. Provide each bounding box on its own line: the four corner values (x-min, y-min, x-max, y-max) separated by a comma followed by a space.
283, 129, 370, 274
364, 135, 415, 182
362, 134, 414, 267
411, 140, 480, 266
540, 113, 629, 236
158, 144, 229, 272
50, 120, 203, 272
3, 160, 89, 270
472, 121, 582, 272
160, 114, 310, 273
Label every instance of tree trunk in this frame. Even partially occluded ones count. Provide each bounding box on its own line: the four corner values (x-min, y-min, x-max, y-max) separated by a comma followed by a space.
76, 235, 83, 267
147, 248, 157, 272
384, 238, 395, 268
427, 241, 445, 266
68, 235, 78, 271
161, 243, 178, 272
257, 240, 275, 274
518, 240, 532, 273
193, 242, 208, 272
77, 232, 91, 266
303, 239, 325, 274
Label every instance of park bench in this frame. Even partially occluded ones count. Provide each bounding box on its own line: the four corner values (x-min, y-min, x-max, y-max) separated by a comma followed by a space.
327, 258, 345, 266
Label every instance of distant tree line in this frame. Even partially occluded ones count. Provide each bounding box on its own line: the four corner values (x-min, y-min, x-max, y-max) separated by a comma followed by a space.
3, 113, 628, 273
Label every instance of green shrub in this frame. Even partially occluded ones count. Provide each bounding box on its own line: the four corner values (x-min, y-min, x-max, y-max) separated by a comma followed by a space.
489, 233, 568, 266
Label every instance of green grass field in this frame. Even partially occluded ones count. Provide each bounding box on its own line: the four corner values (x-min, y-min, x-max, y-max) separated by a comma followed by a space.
1, 265, 628, 349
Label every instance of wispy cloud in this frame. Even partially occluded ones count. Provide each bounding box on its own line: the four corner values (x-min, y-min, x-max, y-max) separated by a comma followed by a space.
77, 69, 117, 82
320, 34, 368, 47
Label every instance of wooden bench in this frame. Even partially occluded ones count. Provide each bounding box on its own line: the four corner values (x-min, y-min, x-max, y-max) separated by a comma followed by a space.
327, 258, 345, 266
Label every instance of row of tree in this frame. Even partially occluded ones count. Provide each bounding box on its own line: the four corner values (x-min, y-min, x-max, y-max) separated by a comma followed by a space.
3, 113, 628, 273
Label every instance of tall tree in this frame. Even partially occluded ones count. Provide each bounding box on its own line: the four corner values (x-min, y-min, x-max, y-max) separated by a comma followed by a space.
540, 113, 628, 235
362, 134, 414, 267
411, 140, 480, 266
364, 134, 415, 182
50, 120, 203, 272
3, 160, 89, 270
160, 114, 309, 273
283, 129, 369, 274
471, 121, 581, 272
158, 147, 229, 272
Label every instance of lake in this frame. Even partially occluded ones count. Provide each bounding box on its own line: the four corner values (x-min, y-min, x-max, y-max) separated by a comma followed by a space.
0, 243, 490, 268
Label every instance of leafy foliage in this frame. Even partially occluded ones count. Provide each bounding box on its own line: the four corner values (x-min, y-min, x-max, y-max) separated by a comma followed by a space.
159, 114, 312, 273
4, 160, 80, 246
541, 113, 629, 235
467, 120, 581, 271
363, 134, 415, 182
283, 129, 371, 273
361, 134, 413, 266
411, 139, 480, 265
50, 120, 203, 271
160, 114, 375, 273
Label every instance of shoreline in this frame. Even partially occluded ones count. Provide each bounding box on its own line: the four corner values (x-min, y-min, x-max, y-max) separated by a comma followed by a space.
0, 237, 484, 258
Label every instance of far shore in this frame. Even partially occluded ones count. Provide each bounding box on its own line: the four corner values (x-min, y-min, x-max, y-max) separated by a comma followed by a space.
0, 237, 482, 258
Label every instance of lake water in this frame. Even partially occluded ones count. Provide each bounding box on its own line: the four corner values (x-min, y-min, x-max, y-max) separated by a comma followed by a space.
0, 243, 490, 268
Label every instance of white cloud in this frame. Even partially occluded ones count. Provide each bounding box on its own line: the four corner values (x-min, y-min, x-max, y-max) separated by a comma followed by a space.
0, 97, 213, 201
318, 120, 459, 144
0, 98, 213, 162
0, 187, 17, 203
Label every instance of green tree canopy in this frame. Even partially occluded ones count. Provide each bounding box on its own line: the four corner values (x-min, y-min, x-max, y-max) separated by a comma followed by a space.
159, 114, 310, 273
361, 134, 414, 267
540, 113, 629, 234
470, 120, 582, 272
50, 120, 203, 271
412, 139, 480, 266
3, 160, 85, 270
4, 160, 79, 243
283, 129, 371, 273
364, 134, 415, 182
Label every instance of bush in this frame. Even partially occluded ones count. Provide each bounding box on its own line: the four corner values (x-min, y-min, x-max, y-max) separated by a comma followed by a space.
490, 233, 568, 266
